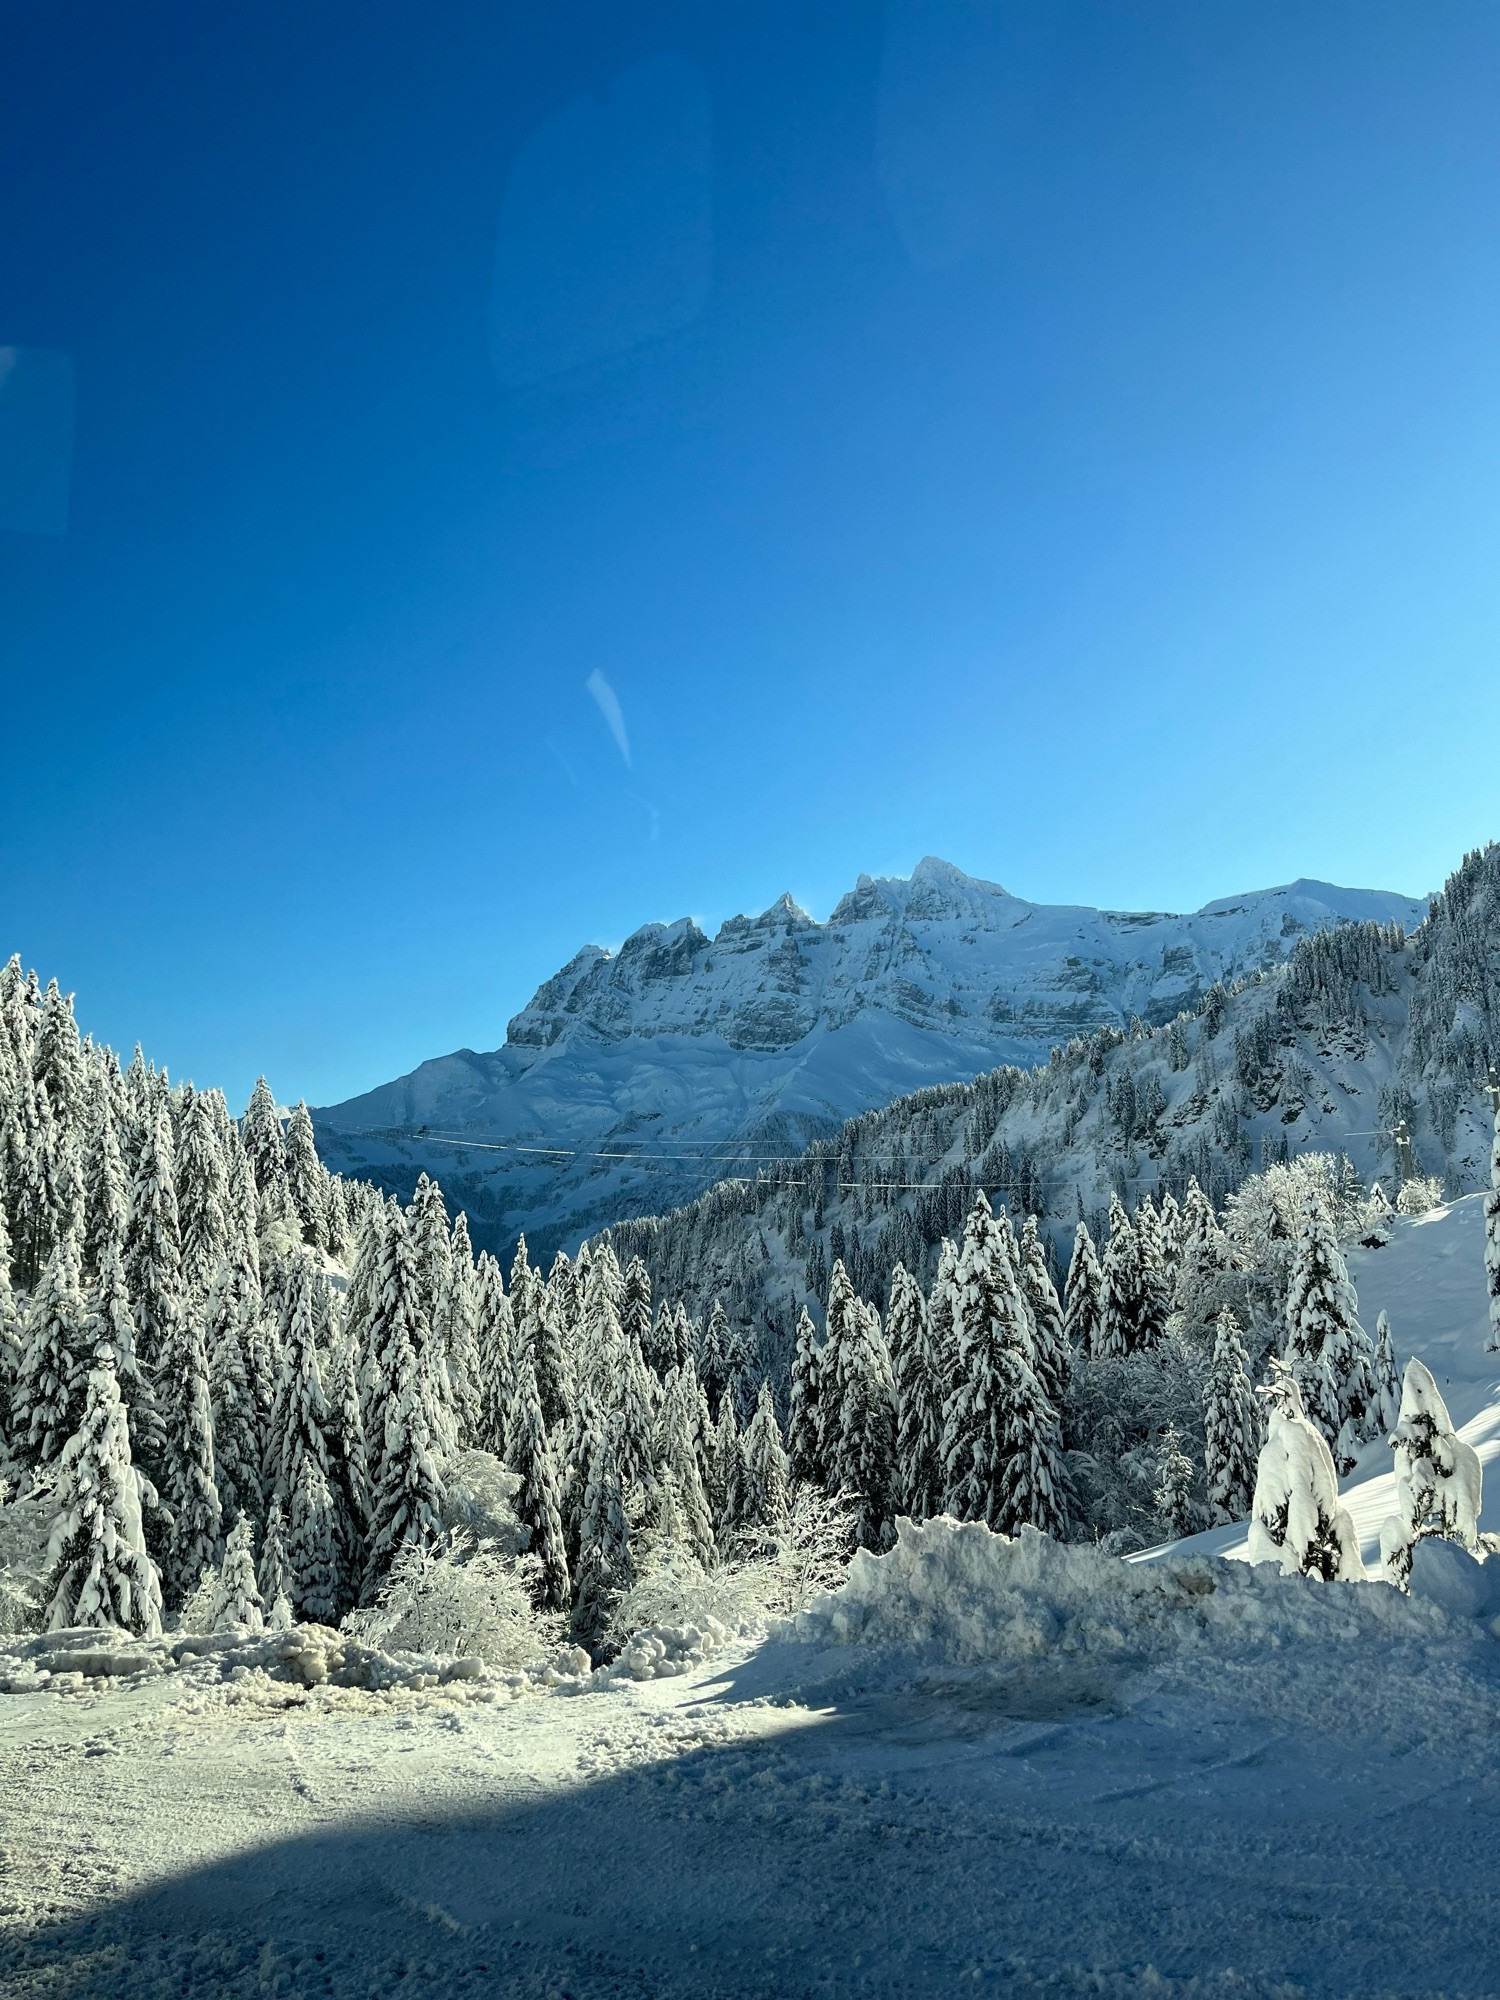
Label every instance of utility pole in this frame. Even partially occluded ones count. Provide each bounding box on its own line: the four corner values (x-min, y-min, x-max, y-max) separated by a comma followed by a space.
1392, 1117, 1416, 1186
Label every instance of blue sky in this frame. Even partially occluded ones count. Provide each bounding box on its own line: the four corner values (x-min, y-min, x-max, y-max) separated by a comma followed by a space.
3, 1, 1499, 1111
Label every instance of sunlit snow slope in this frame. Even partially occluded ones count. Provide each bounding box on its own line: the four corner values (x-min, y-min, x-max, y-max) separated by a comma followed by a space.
1163, 1193, 1500, 1567
314, 860, 1423, 1257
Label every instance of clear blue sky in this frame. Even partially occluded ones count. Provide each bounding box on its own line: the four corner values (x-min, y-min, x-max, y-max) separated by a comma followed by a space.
3, 2, 1499, 1111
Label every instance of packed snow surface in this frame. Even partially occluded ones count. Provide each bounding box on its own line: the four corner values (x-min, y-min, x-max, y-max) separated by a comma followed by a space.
313, 862, 1423, 1250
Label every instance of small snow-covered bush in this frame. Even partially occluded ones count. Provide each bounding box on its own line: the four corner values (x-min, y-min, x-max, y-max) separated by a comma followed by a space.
346, 1530, 563, 1668
608, 1484, 857, 1648
1379, 1357, 1482, 1587
1396, 1176, 1445, 1217
1247, 1360, 1364, 1582
174, 1566, 223, 1634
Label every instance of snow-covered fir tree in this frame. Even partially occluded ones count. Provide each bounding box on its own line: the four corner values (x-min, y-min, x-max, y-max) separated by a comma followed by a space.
741, 1378, 791, 1526
888, 1263, 941, 1519
1247, 1360, 1363, 1582
283, 1102, 326, 1249
941, 1194, 1069, 1537
361, 1204, 447, 1603
157, 1292, 223, 1606
1062, 1219, 1104, 1358
437, 1211, 482, 1447
832, 1300, 896, 1549
708, 1393, 744, 1543
786, 1306, 823, 1486
268, 1251, 343, 1620
506, 1344, 570, 1610
81, 1103, 129, 1286
241, 1077, 287, 1212
177, 1089, 230, 1297
15, 1231, 90, 1469
1099, 1196, 1140, 1359
44, 1331, 163, 1636
258, 1496, 292, 1610
204, 1260, 263, 1531
1378, 1357, 1483, 1586
1283, 1178, 1372, 1470
214, 1514, 265, 1631
1203, 1307, 1258, 1524
474, 1251, 514, 1457
571, 1411, 633, 1655
124, 1101, 183, 1373
1018, 1214, 1069, 1411
1373, 1311, 1400, 1434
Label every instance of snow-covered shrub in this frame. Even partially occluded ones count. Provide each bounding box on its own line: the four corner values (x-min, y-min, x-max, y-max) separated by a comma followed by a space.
1396, 1176, 1444, 1217
175, 1566, 223, 1634
440, 1448, 529, 1556
346, 1529, 564, 1668
608, 1484, 857, 1646
1379, 1358, 1482, 1588
1359, 1183, 1394, 1248
1247, 1360, 1364, 1582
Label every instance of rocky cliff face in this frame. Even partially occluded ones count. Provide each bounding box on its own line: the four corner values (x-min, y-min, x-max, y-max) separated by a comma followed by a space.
313, 858, 1426, 1257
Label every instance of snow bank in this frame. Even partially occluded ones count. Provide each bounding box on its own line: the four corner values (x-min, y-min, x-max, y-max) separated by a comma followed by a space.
0, 1620, 590, 1696
790, 1516, 1490, 1666
605, 1617, 729, 1681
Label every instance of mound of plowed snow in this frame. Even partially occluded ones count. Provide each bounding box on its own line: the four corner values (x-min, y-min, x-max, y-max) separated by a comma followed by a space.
789, 1515, 1480, 1666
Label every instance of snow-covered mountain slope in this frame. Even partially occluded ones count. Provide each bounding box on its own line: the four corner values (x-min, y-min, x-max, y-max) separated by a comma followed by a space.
607, 843, 1500, 1366
1159, 1194, 1500, 1568
314, 860, 1424, 1257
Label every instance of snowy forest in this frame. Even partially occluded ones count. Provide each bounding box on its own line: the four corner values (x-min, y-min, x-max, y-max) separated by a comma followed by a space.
4, 873, 1499, 1661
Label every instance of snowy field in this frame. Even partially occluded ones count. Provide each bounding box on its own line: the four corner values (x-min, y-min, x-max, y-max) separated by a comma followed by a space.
5, 1201, 1500, 2000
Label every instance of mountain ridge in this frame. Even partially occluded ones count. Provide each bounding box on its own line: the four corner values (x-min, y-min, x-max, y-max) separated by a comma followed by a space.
313, 858, 1428, 1257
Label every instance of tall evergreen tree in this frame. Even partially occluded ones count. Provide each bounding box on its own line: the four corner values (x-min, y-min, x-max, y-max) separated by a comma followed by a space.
786, 1306, 824, 1486
44, 1332, 163, 1636
283, 1102, 326, 1249
833, 1301, 897, 1549
1018, 1215, 1070, 1411
1099, 1196, 1140, 1359
657, 1359, 716, 1568
157, 1292, 223, 1605
16, 1232, 90, 1469
437, 1212, 482, 1445
216, 1515, 265, 1630
507, 1344, 570, 1610
1373, 1310, 1401, 1433
361, 1204, 447, 1602
1204, 1307, 1258, 1525
698, 1297, 732, 1414
1284, 1179, 1371, 1469
124, 1102, 183, 1373
177, 1091, 231, 1297
741, 1379, 791, 1526
941, 1194, 1068, 1537
889, 1263, 941, 1520
258, 1497, 292, 1613
409, 1173, 452, 1324
474, 1252, 514, 1456
1062, 1220, 1104, 1357
241, 1078, 287, 1208
621, 1256, 652, 1362
205, 1260, 263, 1530
81, 1103, 129, 1286
707, 1394, 744, 1544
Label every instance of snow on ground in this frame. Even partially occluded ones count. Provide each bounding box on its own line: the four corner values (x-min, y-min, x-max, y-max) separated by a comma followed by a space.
6, 1199, 1500, 1999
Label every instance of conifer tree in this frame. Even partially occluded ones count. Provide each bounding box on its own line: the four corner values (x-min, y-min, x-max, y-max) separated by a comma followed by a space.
658, 1360, 717, 1568
708, 1394, 744, 1544
1248, 1361, 1364, 1582
1062, 1219, 1104, 1358
438, 1211, 482, 1445
888, 1263, 941, 1519
177, 1090, 231, 1296
741, 1378, 791, 1526
941, 1193, 1068, 1537
283, 1102, 326, 1248
1283, 1179, 1368, 1465
1099, 1196, 1140, 1359
409, 1173, 452, 1323
215, 1515, 265, 1630
621, 1255, 652, 1361
474, 1252, 514, 1456
158, 1292, 223, 1605
258, 1497, 292, 1611
81, 1104, 129, 1286
324, 1174, 352, 1260
205, 1260, 263, 1530
286, 1453, 341, 1624
614, 1332, 658, 1504
125, 1102, 183, 1373
1204, 1307, 1258, 1524
0, 1202, 19, 1448
1018, 1215, 1069, 1411
16, 1232, 90, 1468
507, 1345, 570, 1610
44, 1333, 163, 1636
361, 1205, 447, 1602
1486, 1099, 1500, 1354
831, 1300, 897, 1548
817, 1259, 859, 1479
241, 1077, 287, 1207
698, 1297, 732, 1414
786, 1306, 824, 1486
571, 1411, 632, 1655
324, 1329, 370, 1600
927, 1237, 959, 1381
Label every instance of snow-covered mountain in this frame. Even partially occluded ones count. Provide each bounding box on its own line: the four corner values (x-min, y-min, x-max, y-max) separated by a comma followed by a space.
313, 859, 1426, 1256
